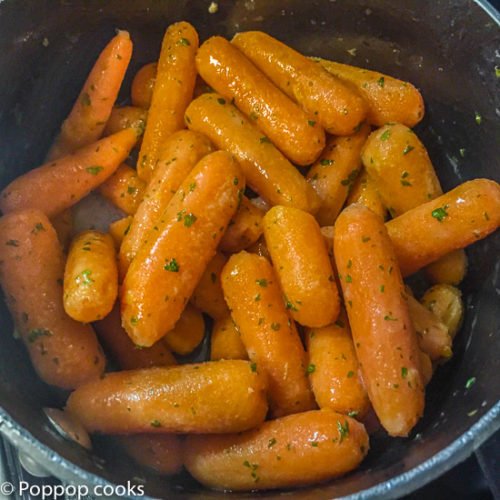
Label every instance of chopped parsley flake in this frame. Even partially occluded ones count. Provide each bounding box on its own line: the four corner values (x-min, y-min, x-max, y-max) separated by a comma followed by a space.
77, 269, 94, 286
380, 129, 391, 141
32, 223, 45, 234
268, 438, 277, 448
306, 363, 316, 374
256, 278, 268, 287
178, 37, 191, 46
403, 145, 414, 155
384, 314, 397, 321
347, 370, 354, 378
401, 366, 408, 378
233, 177, 239, 185
164, 258, 180, 272
311, 441, 319, 447
474, 111, 482, 125
320, 159, 334, 166
377, 76, 385, 87
86, 166, 104, 175
81, 92, 91, 106
250, 362, 257, 372
308, 120, 316, 127
271, 322, 281, 331
183, 213, 197, 227
431, 206, 449, 222
465, 376, 476, 389
337, 419, 350, 443
259, 136, 271, 144
347, 410, 359, 418
27, 328, 52, 343
150, 420, 162, 428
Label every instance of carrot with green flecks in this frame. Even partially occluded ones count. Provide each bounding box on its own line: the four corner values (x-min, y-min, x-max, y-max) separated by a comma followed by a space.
137, 22, 199, 182
0, 128, 137, 218
47, 30, 133, 161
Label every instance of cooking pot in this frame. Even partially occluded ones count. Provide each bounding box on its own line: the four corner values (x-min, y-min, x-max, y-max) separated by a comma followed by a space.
0, 0, 498, 498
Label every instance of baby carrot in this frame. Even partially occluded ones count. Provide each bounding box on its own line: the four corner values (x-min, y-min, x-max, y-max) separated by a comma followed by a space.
63, 231, 118, 323
47, 30, 133, 160
219, 196, 265, 253
119, 130, 213, 276
162, 304, 205, 356
120, 434, 182, 475
66, 360, 268, 434
221, 251, 315, 417
305, 311, 370, 418
184, 409, 369, 491
347, 169, 387, 220
307, 123, 370, 226
263, 206, 340, 327
232, 31, 368, 136
190, 252, 229, 320
334, 204, 425, 437
131, 62, 157, 108
99, 164, 146, 215
185, 93, 320, 213
103, 106, 147, 137
51, 209, 74, 251
196, 36, 325, 166
109, 216, 132, 248
386, 179, 500, 276
317, 58, 425, 127
424, 249, 468, 285
0, 128, 138, 218
0, 210, 105, 389
210, 315, 248, 361
121, 151, 243, 347
137, 22, 198, 182
94, 304, 176, 370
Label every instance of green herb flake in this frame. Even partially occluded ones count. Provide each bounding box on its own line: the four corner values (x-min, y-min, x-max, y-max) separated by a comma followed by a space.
271, 322, 281, 331
403, 145, 414, 155
377, 76, 385, 87
268, 438, 277, 448
340, 169, 359, 189
217, 97, 226, 105
431, 206, 449, 222
130, 316, 140, 326
150, 419, 162, 428
250, 362, 257, 373
465, 376, 476, 389
86, 166, 104, 175
320, 159, 334, 166
127, 186, 137, 195
285, 298, 298, 311
380, 285, 385, 293
81, 92, 91, 106
256, 278, 268, 287
362, 236, 371, 243
178, 37, 191, 46
308, 120, 316, 127
32, 222, 46, 234
27, 328, 52, 343
337, 419, 350, 443
183, 213, 197, 227
306, 363, 316, 374
311, 441, 319, 447
459, 148, 466, 158
380, 129, 391, 141
189, 182, 196, 192
254, 293, 261, 302
347, 410, 359, 418
347, 259, 352, 269
496, 66, 500, 78
401, 366, 408, 378
259, 136, 271, 144
164, 258, 180, 272
77, 269, 94, 286
384, 314, 397, 321
347, 370, 354, 378
345, 274, 353, 283
233, 177, 239, 185
474, 111, 482, 125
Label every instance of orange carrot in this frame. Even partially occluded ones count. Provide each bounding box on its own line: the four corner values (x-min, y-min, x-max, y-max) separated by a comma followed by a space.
0, 128, 137, 218
162, 304, 205, 356
109, 216, 132, 248
137, 22, 199, 181
0, 210, 105, 389
210, 315, 248, 361
131, 63, 157, 108
47, 30, 133, 160
347, 169, 387, 220
103, 106, 147, 137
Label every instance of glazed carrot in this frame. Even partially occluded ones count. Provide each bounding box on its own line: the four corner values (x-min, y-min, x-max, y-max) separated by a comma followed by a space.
197, 36, 325, 166
120, 434, 183, 475
407, 294, 451, 361
190, 252, 229, 320
219, 196, 265, 253
47, 30, 133, 160
131, 62, 157, 108
421, 285, 464, 340
51, 209, 74, 251
103, 106, 147, 137
109, 216, 132, 248
185, 93, 320, 213
210, 315, 248, 361
121, 151, 243, 347
63, 231, 118, 323
94, 304, 176, 370
386, 179, 500, 276
263, 206, 340, 327
221, 251, 315, 417
246, 236, 271, 260
0, 210, 105, 389
305, 312, 370, 418
307, 124, 370, 226
66, 360, 268, 434
120, 130, 213, 276
317, 58, 425, 127
137, 22, 198, 182
0, 128, 137, 218
361, 123, 468, 282
232, 31, 368, 136
163, 304, 205, 356
184, 409, 369, 491
424, 249, 468, 285
334, 204, 425, 437
99, 164, 146, 215
347, 169, 387, 220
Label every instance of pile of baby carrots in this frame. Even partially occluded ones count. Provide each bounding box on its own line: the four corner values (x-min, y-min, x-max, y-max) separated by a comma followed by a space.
0, 22, 498, 491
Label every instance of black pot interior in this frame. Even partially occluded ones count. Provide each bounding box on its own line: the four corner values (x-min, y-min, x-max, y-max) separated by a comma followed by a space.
0, 0, 499, 498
